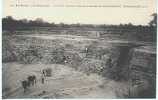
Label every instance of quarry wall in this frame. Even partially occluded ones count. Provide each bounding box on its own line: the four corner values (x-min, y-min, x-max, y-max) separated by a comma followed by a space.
129, 47, 156, 98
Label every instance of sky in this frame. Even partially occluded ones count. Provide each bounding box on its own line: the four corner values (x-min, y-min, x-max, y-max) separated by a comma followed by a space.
3, 0, 156, 25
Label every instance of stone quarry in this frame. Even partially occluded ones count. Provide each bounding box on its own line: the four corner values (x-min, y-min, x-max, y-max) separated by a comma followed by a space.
2, 34, 156, 98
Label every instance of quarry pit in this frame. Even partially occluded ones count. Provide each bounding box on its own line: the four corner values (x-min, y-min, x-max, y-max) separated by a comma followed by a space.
2, 34, 156, 98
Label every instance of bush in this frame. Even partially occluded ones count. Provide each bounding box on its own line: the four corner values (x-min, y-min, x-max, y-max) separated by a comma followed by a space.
16, 45, 41, 64
2, 35, 17, 62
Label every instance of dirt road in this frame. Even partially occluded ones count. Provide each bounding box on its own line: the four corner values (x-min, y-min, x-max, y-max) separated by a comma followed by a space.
2, 63, 128, 98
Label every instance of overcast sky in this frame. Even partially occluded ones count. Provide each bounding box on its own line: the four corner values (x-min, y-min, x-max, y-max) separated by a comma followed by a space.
3, 0, 156, 25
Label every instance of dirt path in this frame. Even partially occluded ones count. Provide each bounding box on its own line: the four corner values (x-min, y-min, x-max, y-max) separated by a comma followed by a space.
3, 63, 127, 98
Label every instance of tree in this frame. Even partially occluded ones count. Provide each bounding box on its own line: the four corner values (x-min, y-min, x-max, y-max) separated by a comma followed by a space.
149, 13, 157, 27
35, 18, 44, 24
2, 16, 17, 33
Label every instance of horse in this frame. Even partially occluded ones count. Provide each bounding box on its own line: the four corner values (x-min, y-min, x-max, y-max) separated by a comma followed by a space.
32, 75, 37, 84
21, 80, 30, 93
27, 75, 37, 86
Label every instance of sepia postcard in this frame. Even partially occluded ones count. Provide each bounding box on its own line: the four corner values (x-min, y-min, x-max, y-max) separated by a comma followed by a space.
2, 0, 157, 99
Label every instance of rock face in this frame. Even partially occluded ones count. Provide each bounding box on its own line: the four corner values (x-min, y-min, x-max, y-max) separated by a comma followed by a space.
129, 46, 156, 98
100, 44, 156, 98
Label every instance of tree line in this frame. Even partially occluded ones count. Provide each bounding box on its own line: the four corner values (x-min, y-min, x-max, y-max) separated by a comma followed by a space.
2, 13, 156, 30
